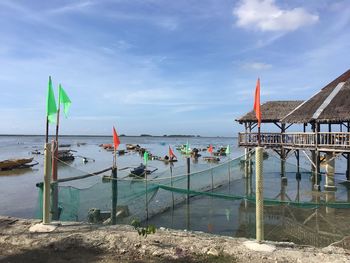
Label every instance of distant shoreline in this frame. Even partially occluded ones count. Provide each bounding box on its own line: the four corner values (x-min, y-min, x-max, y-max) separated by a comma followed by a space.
0, 134, 236, 139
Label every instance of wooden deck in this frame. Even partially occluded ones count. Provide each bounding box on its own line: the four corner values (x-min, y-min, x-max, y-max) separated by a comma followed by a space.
238, 132, 350, 152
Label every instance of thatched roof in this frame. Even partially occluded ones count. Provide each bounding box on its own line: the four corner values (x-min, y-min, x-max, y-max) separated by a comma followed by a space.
236, 100, 303, 124
282, 69, 350, 123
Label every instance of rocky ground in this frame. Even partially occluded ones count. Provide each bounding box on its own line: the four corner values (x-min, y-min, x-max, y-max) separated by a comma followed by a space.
0, 216, 349, 263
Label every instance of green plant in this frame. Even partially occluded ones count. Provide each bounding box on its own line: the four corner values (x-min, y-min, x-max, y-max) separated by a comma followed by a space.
131, 219, 156, 238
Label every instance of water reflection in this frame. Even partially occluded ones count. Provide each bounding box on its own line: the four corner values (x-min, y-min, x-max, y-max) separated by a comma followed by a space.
148, 168, 350, 247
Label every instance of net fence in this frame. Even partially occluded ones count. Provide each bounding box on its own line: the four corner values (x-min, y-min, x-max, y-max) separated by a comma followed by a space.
36, 150, 350, 224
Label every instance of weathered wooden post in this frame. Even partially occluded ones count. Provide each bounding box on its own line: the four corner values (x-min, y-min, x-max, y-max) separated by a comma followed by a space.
111, 167, 117, 225
145, 170, 149, 221
43, 142, 52, 224
255, 146, 264, 242
170, 164, 174, 209
51, 140, 59, 220
186, 157, 190, 203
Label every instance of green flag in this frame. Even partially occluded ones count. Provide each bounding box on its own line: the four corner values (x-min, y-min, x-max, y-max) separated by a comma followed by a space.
185, 141, 190, 154
46, 76, 57, 124
144, 151, 149, 165
58, 84, 71, 118
225, 145, 230, 155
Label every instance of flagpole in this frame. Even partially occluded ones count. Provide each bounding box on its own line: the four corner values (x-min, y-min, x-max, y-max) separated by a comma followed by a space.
51, 91, 60, 220
113, 148, 117, 168
45, 116, 49, 143
258, 125, 261, 146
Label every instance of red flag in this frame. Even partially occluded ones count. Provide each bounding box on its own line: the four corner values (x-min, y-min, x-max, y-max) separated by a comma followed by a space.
169, 146, 177, 159
207, 144, 213, 154
254, 78, 261, 127
112, 126, 120, 151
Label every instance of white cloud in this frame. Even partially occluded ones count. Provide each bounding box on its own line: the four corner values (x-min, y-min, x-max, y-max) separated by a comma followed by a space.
243, 62, 272, 70
233, 0, 318, 32
47, 1, 97, 15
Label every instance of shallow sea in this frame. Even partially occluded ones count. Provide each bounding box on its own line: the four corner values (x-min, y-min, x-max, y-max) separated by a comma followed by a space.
0, 135, 238, 218
1, 135, 350, 247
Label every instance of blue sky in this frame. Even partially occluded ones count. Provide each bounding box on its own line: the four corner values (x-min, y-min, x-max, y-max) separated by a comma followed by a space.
0, 0, 349, 136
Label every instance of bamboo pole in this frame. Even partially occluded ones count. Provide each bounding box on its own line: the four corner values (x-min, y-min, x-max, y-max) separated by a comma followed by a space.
145, 164, 148, 221
45, 117, 49, 143
111, 167, 117, 225
43, 142, 52, 224
187, 157, 190, 203
51, 140, 59, 220
255, 146, 264, 242
170, 164, 174, 209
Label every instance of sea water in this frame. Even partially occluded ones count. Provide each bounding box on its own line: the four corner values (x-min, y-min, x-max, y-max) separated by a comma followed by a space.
0, 135, 238, 218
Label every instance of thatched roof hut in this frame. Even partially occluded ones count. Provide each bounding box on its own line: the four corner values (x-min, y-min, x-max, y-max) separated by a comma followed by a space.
236, 100, 303, 124
282, 69, 350, 124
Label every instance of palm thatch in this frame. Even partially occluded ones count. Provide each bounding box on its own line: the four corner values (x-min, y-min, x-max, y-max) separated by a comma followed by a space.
282, 69, 350, 123
236, 101, 303, 124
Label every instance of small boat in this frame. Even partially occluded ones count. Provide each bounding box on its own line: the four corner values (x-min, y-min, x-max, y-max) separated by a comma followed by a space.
100, 144, 113, 150
158, 158, 178, 164
0, 158, 38, 171
129, 164, 149, 177
128, 164, 158, 177
57, 150, 75, 162
31, 150, 42, 155
126, 144, 140, 151
117, 149, 126, 155
59, 144, 71, 148
203, 156, 220, 163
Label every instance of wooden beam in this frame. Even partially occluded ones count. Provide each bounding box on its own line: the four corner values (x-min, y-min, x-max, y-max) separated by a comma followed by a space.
273, 122, 282, 130
285, 123, 293, 130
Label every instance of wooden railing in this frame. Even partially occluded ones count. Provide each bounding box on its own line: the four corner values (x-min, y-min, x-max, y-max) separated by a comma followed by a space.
238, 132, 350, 150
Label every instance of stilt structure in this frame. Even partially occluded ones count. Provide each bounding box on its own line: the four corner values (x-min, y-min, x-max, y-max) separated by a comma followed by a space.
236, 100, 303, 182
236, 69, 350, 191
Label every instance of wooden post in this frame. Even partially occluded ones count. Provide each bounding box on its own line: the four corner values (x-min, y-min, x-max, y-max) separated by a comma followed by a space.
145, 169, 148, 221
347, 122, 350, 181
51, 140, 59, 220
255, 147, 264, 242
296, 149, 301, 180
324, 152, 336, 191
170, 164, 174, 209
43, 143, 52, 224
311, 122, 316, 185
111, 167, 117, 225
187, 157, 190, 203
281, 123, 287, 181
315, 123, 321, 191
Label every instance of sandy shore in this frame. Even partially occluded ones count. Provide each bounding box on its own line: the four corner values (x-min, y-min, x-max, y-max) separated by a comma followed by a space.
0, 216, 349, 263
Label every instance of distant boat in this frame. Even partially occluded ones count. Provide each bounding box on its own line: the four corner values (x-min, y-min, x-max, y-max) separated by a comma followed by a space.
58, 150, 75, 162
129, 164, 158, 177
0, 158, 38, 171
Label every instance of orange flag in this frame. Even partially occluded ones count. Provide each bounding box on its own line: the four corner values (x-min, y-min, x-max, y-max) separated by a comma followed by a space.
207, 144, 213, 154
169, 146, 177, 159
112, 126, 120, 151
254, 78, 261, 127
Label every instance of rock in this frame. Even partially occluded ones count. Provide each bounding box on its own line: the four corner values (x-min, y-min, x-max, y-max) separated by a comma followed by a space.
116, 206, 130, 218
152, 250, 164, 257
201, 247, 209, 254
243, 241, 276, 253
29, 223, 57, 233
134, 243, 141, 248
207, 247, 219, 256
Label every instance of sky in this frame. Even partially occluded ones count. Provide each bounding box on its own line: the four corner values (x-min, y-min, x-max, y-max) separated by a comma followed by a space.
0, 0, 349, 136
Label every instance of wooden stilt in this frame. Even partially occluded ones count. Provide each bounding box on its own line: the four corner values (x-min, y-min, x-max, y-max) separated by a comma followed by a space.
347, 122, 350, 180
43, 143, 52, 224
111, 167, 117, 225
187, 157, 190, 203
